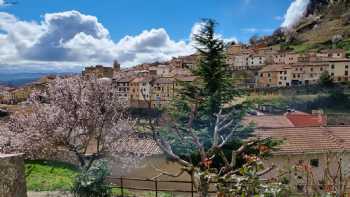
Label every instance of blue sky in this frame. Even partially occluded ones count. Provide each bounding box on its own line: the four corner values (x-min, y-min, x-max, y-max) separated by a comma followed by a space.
0, 0, 309, 73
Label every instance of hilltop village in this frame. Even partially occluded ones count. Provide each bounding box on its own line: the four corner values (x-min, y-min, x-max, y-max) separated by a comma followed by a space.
80, 43, 350, 108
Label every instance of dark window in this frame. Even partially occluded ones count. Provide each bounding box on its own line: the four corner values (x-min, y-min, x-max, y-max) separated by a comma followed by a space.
310, 159, 319, 167
345, 71, 349, 76
297, 185, 304, 192
331, 65, 335, 69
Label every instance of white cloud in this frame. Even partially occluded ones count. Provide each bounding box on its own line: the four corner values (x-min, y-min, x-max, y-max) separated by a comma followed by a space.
0, 0, 4, 6
0, 11, 236, 71
281, 0, 310, 28
0, 11, 195, 70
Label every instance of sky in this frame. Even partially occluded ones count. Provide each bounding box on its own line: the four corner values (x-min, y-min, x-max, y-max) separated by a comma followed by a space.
0, 0, 310, 73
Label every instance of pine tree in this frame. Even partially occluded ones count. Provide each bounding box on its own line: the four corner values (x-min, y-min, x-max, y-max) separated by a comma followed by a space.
168, 19, 243, 155
191, 19, 238, 115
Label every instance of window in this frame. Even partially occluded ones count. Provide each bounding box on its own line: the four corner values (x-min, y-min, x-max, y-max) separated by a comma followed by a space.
310, 159, 319, 167
331, 64, 335, 69
346, 65, 349, 69
297, 185, 304, 192
345, 71, 349, 76
268, 73, 271, 77
320, 67, 323, 71
310, 68, 313, 72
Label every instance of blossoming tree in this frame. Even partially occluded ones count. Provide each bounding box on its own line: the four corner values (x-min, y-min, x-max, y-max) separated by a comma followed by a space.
0, 77, 135, 169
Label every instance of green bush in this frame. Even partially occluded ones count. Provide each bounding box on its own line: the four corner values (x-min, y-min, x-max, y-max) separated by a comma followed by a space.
71, 160, 112, 197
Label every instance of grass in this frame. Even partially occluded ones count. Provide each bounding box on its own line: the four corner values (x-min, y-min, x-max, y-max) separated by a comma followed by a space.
25, 160, 79, 191
289, 43, 314, 53
25, 160, 172, 197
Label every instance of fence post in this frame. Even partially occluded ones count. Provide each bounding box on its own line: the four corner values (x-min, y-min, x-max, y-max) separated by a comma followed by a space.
155, 178, 158, 197
120, 177, 124, 197
191, 177, 194, 197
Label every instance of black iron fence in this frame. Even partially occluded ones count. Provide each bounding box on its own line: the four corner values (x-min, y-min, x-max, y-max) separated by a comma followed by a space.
107, 176, 350, 197
107, 177, 200, 197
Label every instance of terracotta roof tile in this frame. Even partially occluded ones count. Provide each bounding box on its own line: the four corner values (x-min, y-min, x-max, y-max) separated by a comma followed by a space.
114, 134, 162, 156
254, 127, 350, 155
242, 115, 294, 128
285, 112, 326, 127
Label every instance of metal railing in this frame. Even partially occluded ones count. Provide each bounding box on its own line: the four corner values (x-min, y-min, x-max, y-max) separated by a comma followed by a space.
107, 176, 213, 197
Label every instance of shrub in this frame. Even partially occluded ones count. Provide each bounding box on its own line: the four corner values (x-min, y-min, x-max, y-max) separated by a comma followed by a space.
71, 160, 112, 197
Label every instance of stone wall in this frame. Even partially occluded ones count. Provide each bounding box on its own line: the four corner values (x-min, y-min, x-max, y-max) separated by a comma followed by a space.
0, 153, 27, 197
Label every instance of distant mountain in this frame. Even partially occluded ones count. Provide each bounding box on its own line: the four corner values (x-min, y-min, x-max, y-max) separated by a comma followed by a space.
0, 72, 78, 87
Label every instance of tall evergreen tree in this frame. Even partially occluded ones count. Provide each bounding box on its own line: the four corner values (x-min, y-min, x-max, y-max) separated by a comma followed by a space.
171, 19, 240, 133
192, 19, 238, 115
167, 19, 244, 156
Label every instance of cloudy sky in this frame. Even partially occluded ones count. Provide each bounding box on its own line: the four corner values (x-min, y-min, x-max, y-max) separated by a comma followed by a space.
0, 0, 310, 73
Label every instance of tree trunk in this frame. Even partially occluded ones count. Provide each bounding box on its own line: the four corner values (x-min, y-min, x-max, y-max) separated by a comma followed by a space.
198, 177, 210, 197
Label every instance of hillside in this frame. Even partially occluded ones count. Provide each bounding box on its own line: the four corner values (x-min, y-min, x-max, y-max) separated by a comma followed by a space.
293, 0, 350, 44
262, 0, 350, 53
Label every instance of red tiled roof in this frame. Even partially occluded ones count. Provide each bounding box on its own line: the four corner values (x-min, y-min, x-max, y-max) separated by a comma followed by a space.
254, 127, 350, 155
243, 111, 327, 129
285, 112, 326, 127
242, 115, 294, 128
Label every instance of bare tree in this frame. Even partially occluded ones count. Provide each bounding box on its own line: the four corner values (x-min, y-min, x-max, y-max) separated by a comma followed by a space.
0, 77, 135, 169
291, 152, 350, 197
142, 101, 279, 197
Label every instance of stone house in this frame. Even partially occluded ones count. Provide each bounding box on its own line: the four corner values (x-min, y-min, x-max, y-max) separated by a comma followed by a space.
231, 53, 250, 70
151, 77, 176, 108
325, 58, 350, 82
257, 64, 291, 87
285, 52, 301, 65
289, 62, 329, 85
82, 65, 115, 79
149, 65, 171, 77
254, 126, 350, 192
129, 77, 153, 108
112, 77, 134, 104
247, 54, 266, 69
